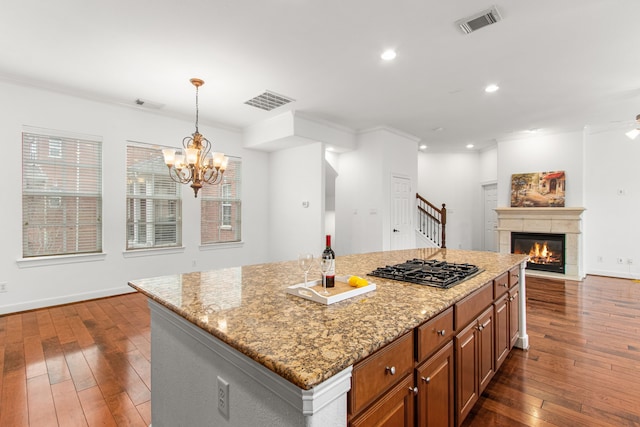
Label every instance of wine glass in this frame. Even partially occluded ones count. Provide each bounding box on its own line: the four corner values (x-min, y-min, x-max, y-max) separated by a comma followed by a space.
298, 253, 314, 287
319, 256, 334, 295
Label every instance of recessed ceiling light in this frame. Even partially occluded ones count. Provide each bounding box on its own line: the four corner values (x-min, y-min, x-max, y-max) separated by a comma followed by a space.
419, 144, 428, 150
432, 127, 444, 132
485, 84, 499, 93
326, 146, 334, 152
381, 49, 397, 61
466, 144, 475, 149
524, 128, 542, 134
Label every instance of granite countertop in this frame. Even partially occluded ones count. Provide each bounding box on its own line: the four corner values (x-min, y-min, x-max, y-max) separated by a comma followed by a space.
128, 248, 527, 390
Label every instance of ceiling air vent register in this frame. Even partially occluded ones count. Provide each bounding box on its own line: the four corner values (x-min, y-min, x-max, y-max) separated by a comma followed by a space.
244, 91, 294, 111
456, 6, 502, 34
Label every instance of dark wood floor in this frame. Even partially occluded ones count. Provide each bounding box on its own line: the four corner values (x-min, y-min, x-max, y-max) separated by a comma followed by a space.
0, 292, 151, 426
463, 275, 640, 427
1, 275, 639, 426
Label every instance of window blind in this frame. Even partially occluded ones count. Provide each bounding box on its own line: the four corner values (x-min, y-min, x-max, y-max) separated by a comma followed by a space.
201, 157, 242, 244
22, 131, 102, 257
126, 144, 182, 249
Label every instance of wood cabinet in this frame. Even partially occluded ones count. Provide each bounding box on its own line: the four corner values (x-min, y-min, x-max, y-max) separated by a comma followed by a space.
416, 341, 454, 427
493, 271, 509, 299
477, 306, 494, 395
508, 265, 521, 349
508, 284, 520, 349
349, 264, 523, 427
494, 293, 509, 370
350, 374, 415, 427
417, 307, 454, 362
455, 295, 494, 425
350, 332, 414, 416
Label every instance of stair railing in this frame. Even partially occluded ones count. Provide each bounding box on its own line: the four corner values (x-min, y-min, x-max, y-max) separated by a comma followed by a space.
416, 193, 446, 248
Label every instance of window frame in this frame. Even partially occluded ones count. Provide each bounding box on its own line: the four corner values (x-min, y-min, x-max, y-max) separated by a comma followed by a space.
200, 156, 242, 245
21, 128, 103, 258
126, 142, 183, 251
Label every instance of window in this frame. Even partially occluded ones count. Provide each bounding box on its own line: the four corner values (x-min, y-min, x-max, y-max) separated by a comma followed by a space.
48, 139, 62, 158
201, 157, 241, 244
126, 144, 182, 250
22, 130, 102, 257
221, 184, 232, 227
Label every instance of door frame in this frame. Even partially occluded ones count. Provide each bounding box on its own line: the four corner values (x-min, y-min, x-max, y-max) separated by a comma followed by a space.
481, 181, 498, 252
390, 173, 414, 251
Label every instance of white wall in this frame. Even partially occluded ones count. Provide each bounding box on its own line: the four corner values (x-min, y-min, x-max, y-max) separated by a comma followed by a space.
479, 146, 498, 184
417, 151, 481, 250
335, 137, 383, 256
335, 128, 418, 256
496, 131, 585, 207
584, 127, 640, 278
268, 142, 325, 261
0, 80, 270, 314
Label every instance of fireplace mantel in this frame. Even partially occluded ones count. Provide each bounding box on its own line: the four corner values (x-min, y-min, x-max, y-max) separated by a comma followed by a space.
495, 207, 585, 280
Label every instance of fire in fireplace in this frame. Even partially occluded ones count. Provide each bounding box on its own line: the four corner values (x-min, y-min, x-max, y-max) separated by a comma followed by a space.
511, 232, 565, 273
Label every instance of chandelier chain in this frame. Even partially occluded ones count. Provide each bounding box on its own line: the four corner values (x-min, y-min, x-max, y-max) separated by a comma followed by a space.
195, 85, 199, 133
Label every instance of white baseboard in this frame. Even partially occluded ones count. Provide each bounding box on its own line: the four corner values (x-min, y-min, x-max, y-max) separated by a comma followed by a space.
0, 286, 136, 315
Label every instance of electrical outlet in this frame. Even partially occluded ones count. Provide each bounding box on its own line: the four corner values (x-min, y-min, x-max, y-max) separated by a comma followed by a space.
217, 376, 229, 418
617, 258, 624, 264
0, 282, 7, 293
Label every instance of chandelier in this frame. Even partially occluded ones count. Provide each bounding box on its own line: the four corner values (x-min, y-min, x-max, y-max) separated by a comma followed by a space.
162, 78, 228, 197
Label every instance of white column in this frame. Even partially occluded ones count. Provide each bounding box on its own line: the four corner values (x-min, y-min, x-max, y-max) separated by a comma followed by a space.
515, 260, 530, 350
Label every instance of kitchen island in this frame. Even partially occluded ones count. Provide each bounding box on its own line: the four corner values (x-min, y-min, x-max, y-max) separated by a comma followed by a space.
129, 248, 528, 426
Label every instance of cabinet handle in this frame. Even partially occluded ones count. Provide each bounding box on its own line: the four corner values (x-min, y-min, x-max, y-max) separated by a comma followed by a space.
385, 366, 396, 375
437, 329, 446, 336
477, 325, 483, 331
501, 282, 508, 288
409, 386, 418, 396
421, 376, 431, 384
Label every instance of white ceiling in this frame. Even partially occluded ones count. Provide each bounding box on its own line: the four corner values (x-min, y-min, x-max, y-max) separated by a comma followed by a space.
2, 0, 640, 150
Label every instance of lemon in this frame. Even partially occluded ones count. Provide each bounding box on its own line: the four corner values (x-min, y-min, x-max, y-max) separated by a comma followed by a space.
355, 278, 369, 288
348, 276, 361, 287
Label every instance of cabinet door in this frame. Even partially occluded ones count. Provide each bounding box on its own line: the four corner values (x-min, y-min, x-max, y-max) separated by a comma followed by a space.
349, 374, 415, 427
417, 341, 454, 427
477, 306, 495, 395
455, 321, 478, 424
509, 285, 520, 349
494, 294, 509, 370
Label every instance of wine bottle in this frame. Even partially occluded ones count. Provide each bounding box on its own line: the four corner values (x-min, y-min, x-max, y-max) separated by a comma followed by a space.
322, 235, 336, 288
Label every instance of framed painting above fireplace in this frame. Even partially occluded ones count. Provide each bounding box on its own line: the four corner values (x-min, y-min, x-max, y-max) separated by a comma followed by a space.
510, 171, 565, 207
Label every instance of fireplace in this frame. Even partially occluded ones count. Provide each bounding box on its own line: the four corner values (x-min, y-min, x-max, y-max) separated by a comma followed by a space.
511, 232, 565, 273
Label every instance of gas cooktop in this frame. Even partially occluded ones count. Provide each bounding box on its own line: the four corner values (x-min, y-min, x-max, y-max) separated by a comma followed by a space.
368, 259, 483, 289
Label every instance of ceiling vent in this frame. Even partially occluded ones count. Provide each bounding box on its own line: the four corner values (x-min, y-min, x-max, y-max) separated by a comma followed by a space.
244, 90, 294, 111
456, 6, 502, 34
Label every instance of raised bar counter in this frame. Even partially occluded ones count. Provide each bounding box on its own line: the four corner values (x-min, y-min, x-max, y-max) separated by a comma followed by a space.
129, 248, 528, 426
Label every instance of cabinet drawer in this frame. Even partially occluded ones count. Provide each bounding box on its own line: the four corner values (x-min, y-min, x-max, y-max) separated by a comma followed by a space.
350, 331, 414, 415
455, 282, 492, 330
493, 272, 509, 299
417, 307, 454, 363
509, 266, 520, 287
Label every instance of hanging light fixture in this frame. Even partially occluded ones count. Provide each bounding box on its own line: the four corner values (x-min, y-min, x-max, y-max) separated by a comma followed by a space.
625, 114, 640, 140
162, 78, 228, 197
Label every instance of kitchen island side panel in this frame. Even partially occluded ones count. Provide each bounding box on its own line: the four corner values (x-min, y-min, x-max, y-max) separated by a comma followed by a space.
149, 300, 351, 427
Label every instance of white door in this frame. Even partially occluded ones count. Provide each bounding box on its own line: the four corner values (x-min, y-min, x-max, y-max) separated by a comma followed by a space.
391, 175, 413, 250
483, 183, 498, 251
